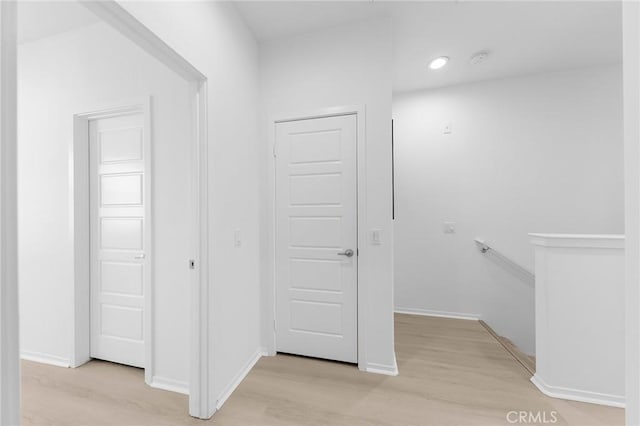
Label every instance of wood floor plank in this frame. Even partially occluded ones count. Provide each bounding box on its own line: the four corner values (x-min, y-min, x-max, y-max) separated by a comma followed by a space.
22, 314, 624, 425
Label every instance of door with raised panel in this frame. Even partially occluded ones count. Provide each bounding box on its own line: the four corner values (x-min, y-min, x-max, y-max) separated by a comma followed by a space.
275, 114, 358, 363
90, 112, 149, 368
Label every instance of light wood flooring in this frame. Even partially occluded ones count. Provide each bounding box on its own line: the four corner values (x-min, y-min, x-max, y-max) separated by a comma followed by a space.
22, 314, 624, 425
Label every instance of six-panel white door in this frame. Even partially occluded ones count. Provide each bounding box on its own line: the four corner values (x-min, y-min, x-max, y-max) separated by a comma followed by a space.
275, 114, 358, 363
90, 112, 149, 368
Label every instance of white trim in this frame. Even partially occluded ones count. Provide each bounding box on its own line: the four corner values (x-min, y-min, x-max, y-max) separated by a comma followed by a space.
71, 111, 91, 369
265, 105, 368, 370
624, 3, 640, 424
150, 376, 190, 395
0, 2, 20, 424
355, 106, 368, 372
73, 98, 154, 384
79, 1, 212, 419
81, 1, 205, 82
274, 106, 364, 123
529, 233, 625, 249
20, 352, 71, 369
189, 80, 211, 418
531, 374, 625, 408
395, 307, 482, 321
361, 354, 399, 376
216, 349, 266, 410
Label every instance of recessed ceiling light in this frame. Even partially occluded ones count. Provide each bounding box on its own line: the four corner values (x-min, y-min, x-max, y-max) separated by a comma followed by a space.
429, 56, 449, 70
470, 51, 489, 65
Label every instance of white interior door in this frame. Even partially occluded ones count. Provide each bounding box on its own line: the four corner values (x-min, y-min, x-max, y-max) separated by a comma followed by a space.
90, 112, 149, 368
275, 113, 358, 363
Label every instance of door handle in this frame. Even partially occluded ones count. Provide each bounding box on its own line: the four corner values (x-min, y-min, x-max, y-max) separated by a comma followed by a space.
337, 249, 354, 258
134, 254, 146, 260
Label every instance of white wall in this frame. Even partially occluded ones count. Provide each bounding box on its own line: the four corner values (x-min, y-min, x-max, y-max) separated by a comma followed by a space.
116, 1, 262, 413
18, 22, 192, 386
259, 18, 396, 372
393, 65, 624, 354
530, 234, 625, 407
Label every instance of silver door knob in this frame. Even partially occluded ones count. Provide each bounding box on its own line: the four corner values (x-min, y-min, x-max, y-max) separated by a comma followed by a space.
134, 254, 146, 260
338, 249, 354, 258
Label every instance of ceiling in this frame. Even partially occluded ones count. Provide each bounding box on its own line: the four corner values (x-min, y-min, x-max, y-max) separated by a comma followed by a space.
16, 1, 622, 93
233, 1, 392, 41
391, 1, 622, 92
17, 1, 99, 45
235, 1, 622, 93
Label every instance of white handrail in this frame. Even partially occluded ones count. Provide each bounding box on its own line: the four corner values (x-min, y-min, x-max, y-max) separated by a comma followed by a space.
474, 239, 535, 286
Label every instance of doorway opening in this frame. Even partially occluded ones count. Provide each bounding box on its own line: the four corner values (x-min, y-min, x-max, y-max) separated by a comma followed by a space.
16, 1, 211, 419
274, 113, 359, 364
70, 101, 153, 379
266, 107, 384, 374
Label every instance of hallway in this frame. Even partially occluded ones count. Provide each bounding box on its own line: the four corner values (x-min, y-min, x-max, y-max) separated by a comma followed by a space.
22, 314, 624, 425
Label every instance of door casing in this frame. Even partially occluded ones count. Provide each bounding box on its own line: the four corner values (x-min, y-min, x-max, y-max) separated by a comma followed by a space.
266, 106, 369, 371
74, 1, 212, 418
0, 2, 20, 424
73, 99, 153, 381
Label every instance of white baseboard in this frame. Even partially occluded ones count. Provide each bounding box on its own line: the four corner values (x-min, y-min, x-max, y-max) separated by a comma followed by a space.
21, 351, 71, 368
395, 307, 481, 321
361, 353, 399, 376
216, 348, 266, 410
531, 374, 625, 408
149, 376, 189, 395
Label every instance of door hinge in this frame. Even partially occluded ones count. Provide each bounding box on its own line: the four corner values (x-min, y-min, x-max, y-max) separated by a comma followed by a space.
272, 142, 277, 158
357, 248, 360, 256
273, 319, 277, 331
189, 259, 196, 270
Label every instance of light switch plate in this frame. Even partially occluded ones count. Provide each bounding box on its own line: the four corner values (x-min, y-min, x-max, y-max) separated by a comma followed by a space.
371, 229, 382, 245
234, 229, 242, 247
443, 121, 453, 135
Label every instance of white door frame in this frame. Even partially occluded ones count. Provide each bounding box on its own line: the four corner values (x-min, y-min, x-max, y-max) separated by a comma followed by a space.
71, 98, 153, 382
0, 1, 20, 424
266, 105, 369, 370
624, 2, 640, 424
80, 2, 212, 418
